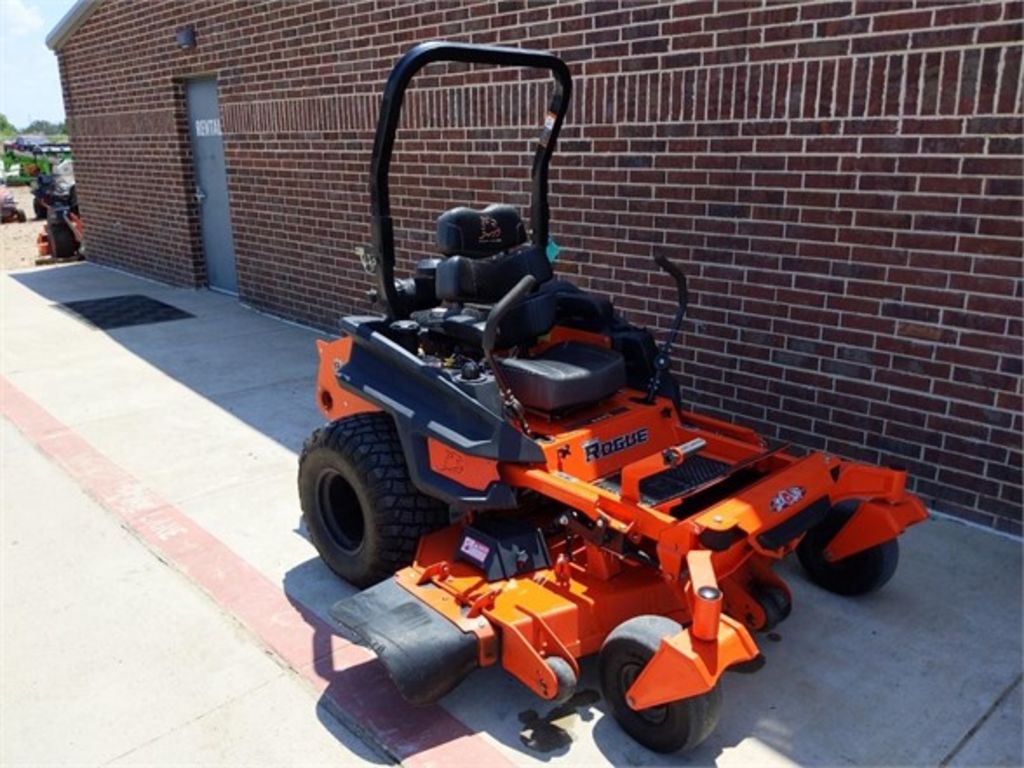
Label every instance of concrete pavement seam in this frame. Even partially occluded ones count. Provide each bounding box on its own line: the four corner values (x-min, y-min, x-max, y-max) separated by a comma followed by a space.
97, 675, 290, 766
928, 509, 1024, 544
166, 467, 298, 507
938, 674, 1023, 767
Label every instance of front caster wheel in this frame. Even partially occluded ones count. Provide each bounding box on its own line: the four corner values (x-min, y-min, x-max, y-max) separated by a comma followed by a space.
753, 584, 791, 631
797, 506, 899, 596
599, 616, 722, 753
544, 656, 577, 706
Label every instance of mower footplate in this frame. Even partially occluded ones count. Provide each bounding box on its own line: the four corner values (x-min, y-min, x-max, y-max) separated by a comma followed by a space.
329, 578, 479, 706
596, 454, 731, 505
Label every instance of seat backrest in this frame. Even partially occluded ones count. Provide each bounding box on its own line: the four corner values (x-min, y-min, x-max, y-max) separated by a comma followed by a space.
436, 204, 527, 258
436, 246, 553, 304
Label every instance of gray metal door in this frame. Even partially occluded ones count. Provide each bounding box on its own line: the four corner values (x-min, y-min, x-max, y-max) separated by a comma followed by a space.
185, 78, 238, 294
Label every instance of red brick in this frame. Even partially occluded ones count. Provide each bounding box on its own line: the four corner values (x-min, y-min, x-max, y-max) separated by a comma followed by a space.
873, 9, 933, 31
934, 2, 1003, 26
920, 176, 983, 195
997, 46, 1022, 113
853, 32, 909, 53
918, 28, 978, 51
959, 236, 1023, 258
801, 2, 854, 21
978, 21, 1024, 43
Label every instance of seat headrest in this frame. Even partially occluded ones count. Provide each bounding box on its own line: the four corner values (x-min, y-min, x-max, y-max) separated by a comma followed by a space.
436, 204, 527, 258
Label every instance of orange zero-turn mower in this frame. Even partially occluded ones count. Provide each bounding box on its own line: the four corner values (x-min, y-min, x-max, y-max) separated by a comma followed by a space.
298, 42, 927, 754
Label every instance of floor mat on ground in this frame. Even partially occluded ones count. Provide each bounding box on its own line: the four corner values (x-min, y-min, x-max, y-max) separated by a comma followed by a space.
55, 295, 194, 330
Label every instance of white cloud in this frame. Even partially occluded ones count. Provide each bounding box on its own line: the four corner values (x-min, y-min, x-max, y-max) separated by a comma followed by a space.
2, 0, 44, 38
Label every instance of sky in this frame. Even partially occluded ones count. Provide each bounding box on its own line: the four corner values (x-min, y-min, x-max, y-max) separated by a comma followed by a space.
0, 0, 76, 128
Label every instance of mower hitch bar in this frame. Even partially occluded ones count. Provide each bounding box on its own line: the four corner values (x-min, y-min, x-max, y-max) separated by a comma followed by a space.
299, 42, 928, 754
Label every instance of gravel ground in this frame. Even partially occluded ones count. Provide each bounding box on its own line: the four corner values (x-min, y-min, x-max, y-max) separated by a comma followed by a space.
1, 186, 45, 271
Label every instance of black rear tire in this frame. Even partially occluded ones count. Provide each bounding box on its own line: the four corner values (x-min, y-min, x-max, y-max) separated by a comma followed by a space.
47, 219, 76, 259
797, 506, 899, 596
15, 208, 26, 223
33, 198, 46, 220
298, 413, 449, 588
599, 615, 722, 753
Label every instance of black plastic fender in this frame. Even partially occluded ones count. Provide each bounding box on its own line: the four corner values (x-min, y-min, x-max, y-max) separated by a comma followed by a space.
332, 316, 543, 512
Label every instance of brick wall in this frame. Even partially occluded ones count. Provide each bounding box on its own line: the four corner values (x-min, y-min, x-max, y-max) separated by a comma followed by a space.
57, 0, 1023, 533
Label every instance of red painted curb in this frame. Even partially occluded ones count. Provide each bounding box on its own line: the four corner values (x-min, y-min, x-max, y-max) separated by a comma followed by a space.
1, 376, 514, 768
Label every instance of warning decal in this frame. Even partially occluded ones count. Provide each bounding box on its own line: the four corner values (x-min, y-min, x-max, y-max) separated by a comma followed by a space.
459, 535, 490, 564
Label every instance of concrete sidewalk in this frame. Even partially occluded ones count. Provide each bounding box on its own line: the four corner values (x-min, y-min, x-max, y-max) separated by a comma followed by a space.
2, 263, 1021, 767
2, 423, 384, 766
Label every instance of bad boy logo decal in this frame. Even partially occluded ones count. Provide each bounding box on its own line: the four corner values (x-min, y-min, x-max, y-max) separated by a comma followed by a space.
770, 486, 806, 513
478, 214, 501, 243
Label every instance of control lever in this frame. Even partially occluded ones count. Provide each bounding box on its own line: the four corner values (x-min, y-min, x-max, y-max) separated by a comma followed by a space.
644, 253, 690, 404
663, 437, 707, 465
483, 275, 537, 435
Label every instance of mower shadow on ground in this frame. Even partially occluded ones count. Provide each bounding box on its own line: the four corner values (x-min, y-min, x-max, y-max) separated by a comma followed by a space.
282, 556, 517, 766
276, 550, 832, 766
281, 552, 615, 765
277, 541, 826, 766
365, 530, 1022, 768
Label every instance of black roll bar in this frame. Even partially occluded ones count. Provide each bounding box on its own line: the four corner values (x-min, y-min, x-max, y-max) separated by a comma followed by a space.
369, 41, 573, 318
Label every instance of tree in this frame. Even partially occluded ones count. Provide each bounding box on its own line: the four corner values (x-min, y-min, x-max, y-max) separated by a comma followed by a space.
21, 119, 66, 137
0, 113, 17, 137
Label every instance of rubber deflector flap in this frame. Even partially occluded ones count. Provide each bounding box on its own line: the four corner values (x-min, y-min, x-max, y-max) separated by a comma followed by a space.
328, 578, 479, 706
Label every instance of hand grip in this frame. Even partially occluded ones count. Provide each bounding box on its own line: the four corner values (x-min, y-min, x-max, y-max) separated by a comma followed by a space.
654, 253, 689, 312
483, 275, 537, 353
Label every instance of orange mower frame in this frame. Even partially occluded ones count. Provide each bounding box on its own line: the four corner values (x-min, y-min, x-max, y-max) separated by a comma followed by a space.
313, 330, 926, 717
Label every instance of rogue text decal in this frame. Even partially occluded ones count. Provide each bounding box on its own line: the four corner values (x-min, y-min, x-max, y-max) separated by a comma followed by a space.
583, 428, 649, 463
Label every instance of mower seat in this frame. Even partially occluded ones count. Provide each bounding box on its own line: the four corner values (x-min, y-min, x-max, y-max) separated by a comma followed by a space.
498, 342, 626, 412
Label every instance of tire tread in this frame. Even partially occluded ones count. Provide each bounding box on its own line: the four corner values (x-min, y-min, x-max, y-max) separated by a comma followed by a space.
796, 506, 900, 596
599, 615, 722, 754
299, 413, 448, 584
